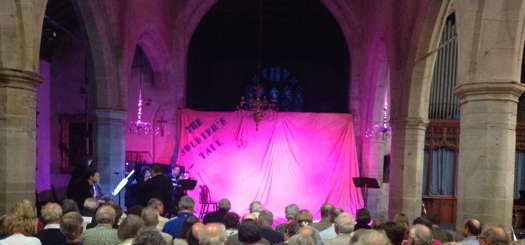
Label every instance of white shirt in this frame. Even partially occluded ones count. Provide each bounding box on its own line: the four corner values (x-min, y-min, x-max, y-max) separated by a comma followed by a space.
43, 223, 60, 230
0, 234, 42, 245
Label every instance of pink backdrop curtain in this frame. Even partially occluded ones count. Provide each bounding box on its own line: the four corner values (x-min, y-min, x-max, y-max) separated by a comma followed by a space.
175, 109, 363, 218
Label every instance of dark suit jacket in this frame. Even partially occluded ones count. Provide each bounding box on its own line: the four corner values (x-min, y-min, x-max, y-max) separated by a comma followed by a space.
259, 226, 284, 245
142, 174, 174, 207
203, 209, 228, 224
71, 180, 93, 209
35, 228, 66, 245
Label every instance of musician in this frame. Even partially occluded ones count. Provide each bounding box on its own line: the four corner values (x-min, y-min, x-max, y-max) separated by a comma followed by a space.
70, 169, 104, 208
171, 165, 186, 212
141, 164, 174, 208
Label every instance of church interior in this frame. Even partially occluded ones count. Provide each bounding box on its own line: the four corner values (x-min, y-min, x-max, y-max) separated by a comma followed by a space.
2, 0, 525, 243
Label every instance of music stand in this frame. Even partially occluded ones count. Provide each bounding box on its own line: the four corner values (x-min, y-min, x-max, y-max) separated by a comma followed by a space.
353, 177, 380, 208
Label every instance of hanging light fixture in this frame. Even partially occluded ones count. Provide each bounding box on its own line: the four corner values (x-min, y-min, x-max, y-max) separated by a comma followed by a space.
129, 50, 160, 135
238, 0, 277, 130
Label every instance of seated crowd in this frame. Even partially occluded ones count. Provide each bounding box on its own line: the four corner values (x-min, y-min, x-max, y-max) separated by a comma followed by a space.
0, 196, 515, 245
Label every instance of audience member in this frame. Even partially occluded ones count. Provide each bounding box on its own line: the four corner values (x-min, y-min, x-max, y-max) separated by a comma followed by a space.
175, 215, 200, 245
238, 220, 263, 245
381, 221, 406, 245
462, 218, 482, 245
0, 215, 8, 240
127, 205, 145, 217
288, 234, 315, 245
163, 196, 195, 238
147, 198, 169, 230
118, 214, 144, 245
355, 209, 371, 231
81, 198, 99, 218
372, 217, 386, 229
132, 227, 168, 245
276, 204, 300, 234
35, 202, 65, 245
312, 203, 334, 232
189, 223, 205, 245
223, 212, 240, 237
62, 199, 81, 214
0, 200, 41, 245
479, 226, 510, 245
258, 210, 284, 244
324, 213, 354, 245
350, 229, 390, 245
296, 210, 313, 227
204, 199, 231, 224
250, 202, 263, 218
60, 211, 84, 245
140, 207, 173, 244
408, 224, 433, 245
81, 205, 119, 245
426, 214, 452, 243
281, 222, 300, 244
200, 223, 228, 245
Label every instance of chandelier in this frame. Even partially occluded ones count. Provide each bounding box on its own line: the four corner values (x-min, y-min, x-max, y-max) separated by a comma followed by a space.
129, 67, 159, 135
238, 84, 277, 130
237, 0, 277, 130
363, 92, 391, 138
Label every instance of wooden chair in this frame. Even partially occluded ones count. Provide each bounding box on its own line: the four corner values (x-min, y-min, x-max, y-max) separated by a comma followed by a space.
199, 185, 217, 218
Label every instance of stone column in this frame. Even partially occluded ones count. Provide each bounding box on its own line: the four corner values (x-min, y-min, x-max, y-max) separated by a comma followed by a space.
0, 68, 42, 213
94, 109, 126, 198
388, 117, 428, 221
363, 133, 387, 218
455, 82, 525, 229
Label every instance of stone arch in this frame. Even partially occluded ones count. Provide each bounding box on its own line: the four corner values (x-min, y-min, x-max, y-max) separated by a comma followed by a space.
171, 0, 362, 111
71, 1, 124, 110
128, 27, 173, 91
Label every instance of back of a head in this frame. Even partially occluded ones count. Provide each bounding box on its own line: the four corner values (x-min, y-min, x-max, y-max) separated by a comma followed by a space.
393, 213, 409, 227
413, 217, 433, 230
6, 200, 38, 235
118, 214, 144, 240
41, 202, 63, 223
147, 198, 164, 209
223, 212, 240, 229
62, 199, 80, 213
285, 204, 300, 220
141, 207, 159, 227
250, 201, 263, 214
320, 203, 334, 219
181, 215, 200, 239
288, 234, 316, 245
179, 196, 196, 211
258, 210, 274, 226
298, 226, 315, 239
132, 227, 168, 245
296, 210, 313, 226
356, 208, 371, 224
61, 212, 84, 241
218, 199, 231, 211
480, 226, 510, 245
83, 198, 100, 212
199, 223, 227, 245
382, 221, 406, 245
95, 205, 117, 225
335, 212, 355, 234
239, 219, 261, 244
150, 164, 163, 175
351, 229, 390, 245
284, 221, 300, 238
465, 218, 482, 236
410, 224, 433, 245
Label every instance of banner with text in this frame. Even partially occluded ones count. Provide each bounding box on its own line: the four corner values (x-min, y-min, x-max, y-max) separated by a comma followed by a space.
175, 109, 363, 218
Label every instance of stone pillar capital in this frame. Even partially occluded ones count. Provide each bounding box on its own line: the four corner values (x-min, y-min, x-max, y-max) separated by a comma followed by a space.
454, 81, 525, 104
391, 117, 428, 131
0, 68, 42, 91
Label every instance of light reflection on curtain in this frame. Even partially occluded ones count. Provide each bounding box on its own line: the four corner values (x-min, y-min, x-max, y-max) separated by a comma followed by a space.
514, 151, 525, 197
423, 148, 455, 195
